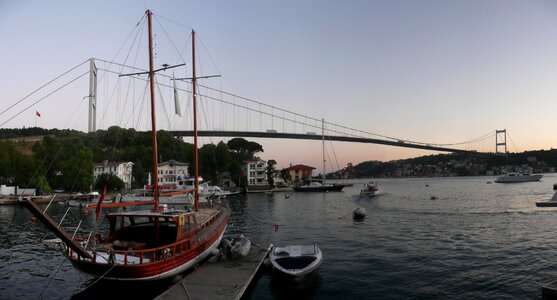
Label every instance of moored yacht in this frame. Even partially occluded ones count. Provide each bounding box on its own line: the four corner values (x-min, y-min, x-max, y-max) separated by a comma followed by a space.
494, 172, 543, 183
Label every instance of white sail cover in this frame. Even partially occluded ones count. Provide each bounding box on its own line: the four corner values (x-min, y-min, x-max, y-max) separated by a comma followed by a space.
173, 74, 181, 116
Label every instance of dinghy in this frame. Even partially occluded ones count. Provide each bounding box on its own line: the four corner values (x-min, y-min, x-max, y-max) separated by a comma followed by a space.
269, 244, 322, 281
222, 234, 251, 258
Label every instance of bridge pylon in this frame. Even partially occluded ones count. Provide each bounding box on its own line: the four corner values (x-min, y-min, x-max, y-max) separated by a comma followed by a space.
88, 58, 97, 133
496, 129, 507, 156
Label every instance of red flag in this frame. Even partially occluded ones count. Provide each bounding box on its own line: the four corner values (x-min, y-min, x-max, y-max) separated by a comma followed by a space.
35, 111, 41, 117
274, 224, 279, 233
95, 183, 108, 221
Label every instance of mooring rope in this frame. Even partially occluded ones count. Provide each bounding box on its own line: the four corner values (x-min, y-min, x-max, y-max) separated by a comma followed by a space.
69, 263, 117, 298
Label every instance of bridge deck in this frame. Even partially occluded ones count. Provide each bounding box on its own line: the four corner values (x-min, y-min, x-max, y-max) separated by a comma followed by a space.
172, 130, 491, 155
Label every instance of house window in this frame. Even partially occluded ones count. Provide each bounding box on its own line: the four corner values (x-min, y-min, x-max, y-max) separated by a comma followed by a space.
249, 164, 255, 170
249, 179, 255, 185
250, 171, 255, 178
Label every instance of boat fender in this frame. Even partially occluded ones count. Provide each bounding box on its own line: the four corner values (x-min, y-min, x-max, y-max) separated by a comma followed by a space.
178, 215, 185, 226
108, 249, 115, 264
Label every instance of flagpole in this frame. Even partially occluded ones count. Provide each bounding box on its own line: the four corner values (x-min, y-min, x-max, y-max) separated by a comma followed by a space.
274, 224, 279, 246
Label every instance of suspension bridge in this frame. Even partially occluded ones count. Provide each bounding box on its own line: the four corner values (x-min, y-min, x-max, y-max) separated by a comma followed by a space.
0, 57, 506, 158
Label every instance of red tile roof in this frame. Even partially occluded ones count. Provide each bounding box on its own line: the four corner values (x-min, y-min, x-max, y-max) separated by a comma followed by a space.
286, 164, 315, 171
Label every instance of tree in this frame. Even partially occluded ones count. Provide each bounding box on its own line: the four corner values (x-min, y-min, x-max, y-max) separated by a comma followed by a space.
215, 141, 231, 173
94, 173, 125, 192
199, 144, 218, 183
227, 138, 263, 161
280, 167, 292, 183
266, 159, 277, 188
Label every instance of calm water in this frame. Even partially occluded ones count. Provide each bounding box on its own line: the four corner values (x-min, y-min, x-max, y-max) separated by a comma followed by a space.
2, 175, 557, 299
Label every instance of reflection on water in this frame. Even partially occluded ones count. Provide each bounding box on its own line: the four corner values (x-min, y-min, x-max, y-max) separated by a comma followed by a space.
269, 272, 322, 299
2, 175, 557, 299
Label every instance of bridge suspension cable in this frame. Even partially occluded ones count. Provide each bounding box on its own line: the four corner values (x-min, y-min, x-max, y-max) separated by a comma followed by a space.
90, 58, 496, 152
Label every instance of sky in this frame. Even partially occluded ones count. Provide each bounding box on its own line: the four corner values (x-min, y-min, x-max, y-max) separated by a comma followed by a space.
2, 1, 557, 170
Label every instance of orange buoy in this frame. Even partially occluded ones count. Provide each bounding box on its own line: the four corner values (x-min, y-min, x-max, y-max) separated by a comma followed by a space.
31, 216, 37, 222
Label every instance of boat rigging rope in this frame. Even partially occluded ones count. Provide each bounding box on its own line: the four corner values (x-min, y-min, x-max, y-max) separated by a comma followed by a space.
97, 16, 146, 129
38, 256, 67, 299
69, 263, 118, 298
0, 71, 89, 128
0, 59, 89, 119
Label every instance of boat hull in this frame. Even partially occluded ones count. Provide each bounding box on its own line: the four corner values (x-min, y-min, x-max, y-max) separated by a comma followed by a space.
269, 245, 322, 282
68, 211, 229, 281
359, 190, 378, 197
494, 174, 543, 183
293, 185, 344, 192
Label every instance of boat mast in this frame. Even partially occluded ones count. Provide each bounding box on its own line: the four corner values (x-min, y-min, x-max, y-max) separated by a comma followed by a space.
322, 118, 325, 184
192, 30, 199, 211
147, 10, 160, 210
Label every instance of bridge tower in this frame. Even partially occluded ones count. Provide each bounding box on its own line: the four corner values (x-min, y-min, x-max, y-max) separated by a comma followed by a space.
496, 129, 507, 155
88, 58, 97, 133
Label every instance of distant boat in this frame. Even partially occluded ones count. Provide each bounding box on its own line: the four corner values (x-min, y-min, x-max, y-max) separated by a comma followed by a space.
359, 181, 379, 197
66, 191, 112, 207
293, 181, 344, 192
293, 119, 344, 193
269, 244, 322, 281
536, 191, 557, 207
494, 172, 543, 183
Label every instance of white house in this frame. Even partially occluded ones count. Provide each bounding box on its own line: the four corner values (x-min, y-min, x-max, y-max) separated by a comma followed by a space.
93, 161, 134, 189
243, 158, 267, 186
157, 160, 190, 190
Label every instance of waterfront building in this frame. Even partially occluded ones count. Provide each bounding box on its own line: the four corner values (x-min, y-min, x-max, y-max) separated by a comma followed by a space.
157, 159, 190, 190
243, 158, 268, 189
285, 164, 315, 184
93, 161, 133, 189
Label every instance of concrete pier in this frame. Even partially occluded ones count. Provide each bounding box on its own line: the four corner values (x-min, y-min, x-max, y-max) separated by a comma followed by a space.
156, 243, 272, 300
542, 280, 557, 299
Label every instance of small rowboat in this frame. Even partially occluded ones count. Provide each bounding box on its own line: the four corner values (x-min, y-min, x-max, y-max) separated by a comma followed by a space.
269, 244, 322, 281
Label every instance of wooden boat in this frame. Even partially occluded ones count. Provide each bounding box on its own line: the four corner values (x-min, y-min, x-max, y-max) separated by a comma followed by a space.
19, 10, 230, 281
269, 244, 322, 281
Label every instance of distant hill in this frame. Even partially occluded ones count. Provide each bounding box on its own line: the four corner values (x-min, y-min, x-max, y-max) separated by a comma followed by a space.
331, 149, 557, 179
0, 127, 84, 140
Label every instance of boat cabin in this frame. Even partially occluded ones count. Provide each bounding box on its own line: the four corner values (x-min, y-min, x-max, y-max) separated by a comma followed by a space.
106, 209, 197, 250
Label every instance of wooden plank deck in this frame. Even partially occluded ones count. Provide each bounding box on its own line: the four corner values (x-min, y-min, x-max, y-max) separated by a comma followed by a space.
156, 243, 272, 300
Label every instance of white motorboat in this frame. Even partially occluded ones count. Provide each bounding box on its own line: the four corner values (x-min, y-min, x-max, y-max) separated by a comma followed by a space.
494, 172, 543, 183
269, 244, 322, 281
359, 181, 379, 197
